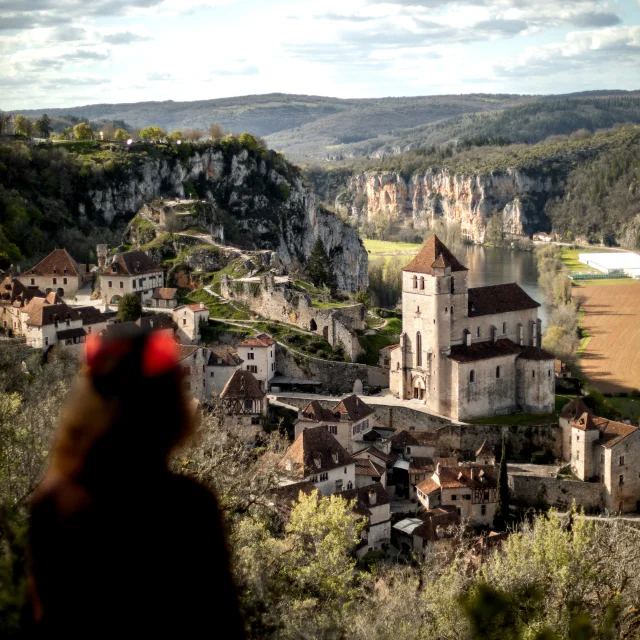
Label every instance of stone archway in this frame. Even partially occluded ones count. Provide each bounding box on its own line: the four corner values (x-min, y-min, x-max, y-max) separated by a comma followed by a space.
110, 295, 122, 304
56, 288, 64, 297
412, 375, 426, 400
310, 318, 318, 331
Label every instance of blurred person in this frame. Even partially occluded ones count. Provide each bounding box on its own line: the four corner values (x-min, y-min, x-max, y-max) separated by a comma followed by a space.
29, 327, 245, 638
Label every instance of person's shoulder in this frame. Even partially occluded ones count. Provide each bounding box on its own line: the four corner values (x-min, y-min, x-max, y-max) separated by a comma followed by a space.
32, 477, 92, 520
167, 473, 219, 508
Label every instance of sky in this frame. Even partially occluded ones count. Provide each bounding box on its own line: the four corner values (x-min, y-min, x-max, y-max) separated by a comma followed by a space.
1, 0, 640, 109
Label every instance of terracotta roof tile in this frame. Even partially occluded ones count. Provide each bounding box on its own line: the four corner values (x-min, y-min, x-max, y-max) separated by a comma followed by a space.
352, 446, 396, 464
208, 345, 242, 367
280, 427, 354, 477
108, 251, 158, 276
337, 482, 391, 508
56, 327, 86, 340
152, 287, 178, 300
391, 429, 437, 450
270, 481, 317, 519
27, 303, 79, 327
238, 332, 275, 347
75, 306, 107, 326
403, 235, 468, 275
174, 303, 209, 313
468, 283, 540, 317
560, 398, 591, 419
475, 440, 494, 458
220, 369, 265, 400
411, 507, 460, 541
596, 419, 638, 449
355, 459, 385, 477
1, 278, 45, 305
417, 465, 497, 495
136, 314, 174, 331
332, 394, 374, 422
570, 412, 599, 431
449, 338, 521, 363
301, 400, 336, 422
408, 457, 435, 472
176, 344, 200, 361
25, 249, 79, 277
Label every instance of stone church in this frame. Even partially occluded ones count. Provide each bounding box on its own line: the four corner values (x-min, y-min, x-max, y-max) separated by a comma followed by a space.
388, 236, 555, 421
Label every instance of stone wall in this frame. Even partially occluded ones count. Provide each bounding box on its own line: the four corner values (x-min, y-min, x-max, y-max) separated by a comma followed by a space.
509, 475, 603, 512
275, 344, 387, 394
222, 273, 365, 360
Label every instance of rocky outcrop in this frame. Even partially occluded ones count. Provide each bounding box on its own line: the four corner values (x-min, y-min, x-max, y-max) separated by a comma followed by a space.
84, 144, 367, 291
343, 169, 553, 243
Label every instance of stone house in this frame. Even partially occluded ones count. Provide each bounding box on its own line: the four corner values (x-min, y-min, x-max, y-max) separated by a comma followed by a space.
390, 429, 439, 499
352, 446, 397, 473
237, 333, 276, 391
18, 248, 88, 300
279, 426, 356, 496
379, 344, 400, 369
220, 368, 267, 429
337, 483, 392, 556
392, 506, 459, 557
151, 287, 179, 309
207, 345, 243, 394
416, 463, 498, 526
475, 440, 496, 466
173, 303, 210, 344
100, 250, 164, 306
355, 458, 387, 488
1, 278, 47, 333
177, 344, 211, 404
389, 235, 555, 421
294, 395, 375, 453
135, 314, 175, 336
562, 400, 640, 513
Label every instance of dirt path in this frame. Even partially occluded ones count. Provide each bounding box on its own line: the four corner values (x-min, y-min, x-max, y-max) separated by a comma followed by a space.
577, 284, 640, 393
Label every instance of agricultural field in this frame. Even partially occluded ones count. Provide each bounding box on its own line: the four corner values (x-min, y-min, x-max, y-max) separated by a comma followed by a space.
576, 283, 640, 394
363, 239, 422, 256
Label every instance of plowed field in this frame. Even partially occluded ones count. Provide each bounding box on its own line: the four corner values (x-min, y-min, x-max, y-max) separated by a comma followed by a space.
577, 284, 640, 393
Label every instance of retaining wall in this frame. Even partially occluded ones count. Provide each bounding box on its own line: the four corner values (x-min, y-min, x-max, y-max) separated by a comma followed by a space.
509, 475, 603, 511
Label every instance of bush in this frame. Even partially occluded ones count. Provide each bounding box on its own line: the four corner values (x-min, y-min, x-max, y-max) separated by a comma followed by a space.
117, 293, 142, 322
531, 451, 551, 464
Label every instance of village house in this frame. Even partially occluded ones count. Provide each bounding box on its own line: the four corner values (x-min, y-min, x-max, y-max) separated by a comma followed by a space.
279, 426, 356, 496
392, 506, 459, 557
1, 278, 48, 333
100, 250, 164, 307
388, 235, 555, 421
352, 445, 397, 473
173, 303, 210, 344
294, 395, 375, 454
237, 333, 276, 391
207, 345, 243, 394
416, 458, 498, 526
355, 458, 387, 488
220, 368, 267, 429
561, 398, 640, 513
391, 429, 439, 500
177, 344, 211, 404
18, 249, 88, 300
135, 314, 175, 336
378, 344, 400, 369
337, 483, 392, 557
151, 287, 179, 309
474, 440, 496, 466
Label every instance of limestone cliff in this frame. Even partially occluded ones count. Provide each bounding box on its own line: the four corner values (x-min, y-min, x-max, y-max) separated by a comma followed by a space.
84, 142, 367, 291
342, 169, 553, 243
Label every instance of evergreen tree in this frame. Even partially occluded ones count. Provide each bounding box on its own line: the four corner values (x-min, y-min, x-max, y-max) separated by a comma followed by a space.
117, 293, 142, 322
493, 435, 510, 532
307, 238, 338, 294
35, 114, 51, 139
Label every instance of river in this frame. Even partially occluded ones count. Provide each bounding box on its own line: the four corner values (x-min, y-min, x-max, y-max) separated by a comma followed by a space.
458, 244, 550, 327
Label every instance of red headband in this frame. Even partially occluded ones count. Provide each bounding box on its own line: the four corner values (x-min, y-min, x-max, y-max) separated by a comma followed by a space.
84, 332, 179, 377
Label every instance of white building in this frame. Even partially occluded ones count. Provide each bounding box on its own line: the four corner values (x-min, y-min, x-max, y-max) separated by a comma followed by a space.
237, 333, 276, 391
279, 426, 356, 496
220, 368, 267, 429
101, 250, 164, 306
578, 252, 640, 278
207, 345, 243, 394
19, 249, 87, 300
173, 303, 210, 344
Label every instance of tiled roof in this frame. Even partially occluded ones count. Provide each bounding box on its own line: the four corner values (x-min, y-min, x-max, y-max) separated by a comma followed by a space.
596, 418, 638, 449
411, 506, 460, 542
560, 398, 590, 419
391, 429, 437, 450
56, 327, 87, 340
352, 446, 396, 464
379, 343, 400, 353
300, 400, 336, 422
25, 249, 79, 277
238, 333, 275, 347
570, 412, 599, 431
108, 251, 158, 275
475, 440, 494, 458
136, 314, 175, 331
176, 344, 200, 362
355, 458, 386, 477
270, 481, 317, 519
332, 394, 374, 422
337, 482, 391, 509
208, 345, 242, 367
417, 465, 497, 495
1, 278, 45, 305
75, 305, 107, 326
152, 287, 178, 300
279, 426, 354, 477
220, 369, 265, 400
517, 346, 555, 361
403, 235, 468, 274
26, 303, 79, 327
468, 283, 540, 317
449, 338, 522, 363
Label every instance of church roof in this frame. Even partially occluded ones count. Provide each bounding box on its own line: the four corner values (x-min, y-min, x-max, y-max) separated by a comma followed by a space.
468, 283, 540, 317
402, 235, 468, 275
449, 338, 522, 363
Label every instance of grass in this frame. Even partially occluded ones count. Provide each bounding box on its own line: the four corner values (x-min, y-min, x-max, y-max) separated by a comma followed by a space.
201, 320, 252, 344
561, 248, 600, 274
183, 288, 251, 320
357, 333, 400, 366
607, 397, 640, 423
555, 394, 578, 413
468, 412, 558, 426
363, 239, 422, 256
377, 317, 402, 335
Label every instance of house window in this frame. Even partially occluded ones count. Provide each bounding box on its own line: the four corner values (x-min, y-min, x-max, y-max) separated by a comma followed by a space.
416, 306, 420, 314
496, 366, 501, 379
407, 446, 412, 454
469, 370, 475, 383
119, 281, 124, 289
30, 278, 35, 285
576, 452, 579, 460
251, 417, 260, 425
108, 281, 112, 288
247, 353, 255, 360
619, 475, 624, 486
272, 362, 275, 371
63, 278, 68, 285
133, 281, 136, 289
52, 278, 57, 285
270, 350, 273, 357
548, 369, 551, 377
532, 370, 535, 378
481, 505, 486, 516
183, 319, 187, 325
451, 277, 455, 294
620, 456, 625, 466
419, 276, 425, 290
327, 425, 337, 434
412, 275, 417, 289
444, 306, 448, 314
319, 472, 328, 482
210, 372, 214, 377
451, 494, 457, 501
344, 467, 347, 474
577, 435, 580, 441
503, 322, 507, 334
416, 332, 422, 366
44, 337, 48, 346
601, 454, 604, 463
476, 327, 480, 337
335, 480, 344, 492
247, 365, 258, 373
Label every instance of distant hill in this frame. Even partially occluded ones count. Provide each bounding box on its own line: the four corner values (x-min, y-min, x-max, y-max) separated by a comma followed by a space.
11, 90, 640, 163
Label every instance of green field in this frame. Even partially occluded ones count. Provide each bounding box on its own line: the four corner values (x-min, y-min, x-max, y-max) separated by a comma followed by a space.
562, 248, 640, 287
363, 239, 423, 256
608, 397, 640, 422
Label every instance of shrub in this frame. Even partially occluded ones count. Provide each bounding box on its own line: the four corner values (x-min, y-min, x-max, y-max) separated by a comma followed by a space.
531, 451, 551, 465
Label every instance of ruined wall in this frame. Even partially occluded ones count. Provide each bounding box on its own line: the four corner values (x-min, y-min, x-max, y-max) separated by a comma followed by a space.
275, 345, 387, 394
509, 475, 603, 512
222, 274, 365, 360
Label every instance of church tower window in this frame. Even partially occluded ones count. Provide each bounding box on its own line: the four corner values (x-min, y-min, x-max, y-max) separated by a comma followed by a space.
469, 370, 475, 383
419, 276, 425, 290
412, 275, 418, 289
416, 332, 422, 366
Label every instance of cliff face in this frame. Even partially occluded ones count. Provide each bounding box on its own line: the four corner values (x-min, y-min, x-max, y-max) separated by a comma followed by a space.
85, 144, 367, 291
344, 169, 553, 243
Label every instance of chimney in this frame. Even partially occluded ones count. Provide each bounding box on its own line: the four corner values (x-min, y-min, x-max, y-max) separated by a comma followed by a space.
368, 488, 377, 506
200, 302, 205, 309
435, 462, 441, 476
